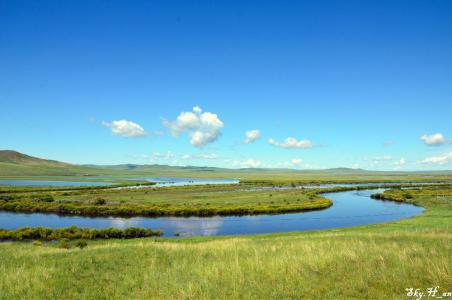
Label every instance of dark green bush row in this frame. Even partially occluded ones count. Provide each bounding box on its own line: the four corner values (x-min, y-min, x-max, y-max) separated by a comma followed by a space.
0, 197, 332, 217
0, 182, 156, 194
0, 226, 161, 241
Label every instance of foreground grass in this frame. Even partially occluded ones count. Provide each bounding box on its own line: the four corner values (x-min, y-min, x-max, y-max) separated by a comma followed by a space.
0, 186, 451, 299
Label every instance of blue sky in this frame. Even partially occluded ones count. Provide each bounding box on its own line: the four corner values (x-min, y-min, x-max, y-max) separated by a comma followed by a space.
1, 0, 451, 170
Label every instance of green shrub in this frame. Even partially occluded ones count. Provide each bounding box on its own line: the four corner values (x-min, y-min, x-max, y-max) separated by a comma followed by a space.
75, 240, 88, 249
32, 194, 54, 202
94, 198, 106, 205
0, 226, 162, 241
58, 238, 70, 249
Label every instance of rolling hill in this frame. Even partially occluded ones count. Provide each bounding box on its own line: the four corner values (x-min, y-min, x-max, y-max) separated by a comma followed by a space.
0, 150, 105, 177
1, 150, 451, 181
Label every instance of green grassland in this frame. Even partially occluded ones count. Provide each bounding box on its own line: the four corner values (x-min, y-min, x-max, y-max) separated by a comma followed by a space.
0, 183, 332, 217
1, 150, 451, 299
0, 185, 451, 299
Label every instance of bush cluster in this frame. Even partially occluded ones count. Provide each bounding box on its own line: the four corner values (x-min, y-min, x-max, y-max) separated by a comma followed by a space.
0, 226, 161, 241
0, 197, 332, 217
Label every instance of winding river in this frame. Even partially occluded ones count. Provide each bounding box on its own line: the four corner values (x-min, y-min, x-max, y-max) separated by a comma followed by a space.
0, 186, 423, 237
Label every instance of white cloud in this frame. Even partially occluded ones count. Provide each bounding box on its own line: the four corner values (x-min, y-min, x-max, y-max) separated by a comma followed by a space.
241, 159, 262, 168
275, 159, 303, 168
182, 153, 218, 160
367, 155, 393, 162
393, 158, 406, 170
163, 106, 224, 147
102, 120, 146, 137
420, 152, 452, 165
243, 130, 261, 144
197, 153, 218, 159
268, 137, 313, 149
152, 151, 173, 160
193, 105, 202, 114
420, 133, 445, 146
291, 158, 303, 165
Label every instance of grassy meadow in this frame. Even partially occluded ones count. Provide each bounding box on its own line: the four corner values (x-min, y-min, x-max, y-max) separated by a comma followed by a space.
0, 183, 332, 217
0, 185, 451, 299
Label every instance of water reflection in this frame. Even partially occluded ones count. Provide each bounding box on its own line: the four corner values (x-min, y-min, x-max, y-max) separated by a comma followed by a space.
166, 217, 224, 236
0, 188, 424, 237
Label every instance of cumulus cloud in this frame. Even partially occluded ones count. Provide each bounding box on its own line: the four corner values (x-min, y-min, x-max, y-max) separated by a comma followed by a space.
193, 105, 202, 114
420, 152, 452, 165
102, 120, 146, 137
243, 130, 261, 144
163, 106, 224, 147
241, 159, 262, 168
268, 137, 313, 149
420, 133, 446, 146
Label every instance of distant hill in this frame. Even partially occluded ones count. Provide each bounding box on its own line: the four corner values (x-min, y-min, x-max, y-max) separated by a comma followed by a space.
0, 150, 69, 166
0, 150, 102, 176
1, 150, 451, 178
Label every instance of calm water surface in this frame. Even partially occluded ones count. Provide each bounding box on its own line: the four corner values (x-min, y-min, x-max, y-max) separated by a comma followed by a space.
145, 177, 239, 187
0, 188, 423, 236
0, 177, 238, 187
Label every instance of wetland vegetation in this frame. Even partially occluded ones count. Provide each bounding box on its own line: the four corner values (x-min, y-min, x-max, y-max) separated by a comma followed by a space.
1, 151, 451, 298
0, 184, 450, 299
0, 226, 161, 241
0, 182, 334, 217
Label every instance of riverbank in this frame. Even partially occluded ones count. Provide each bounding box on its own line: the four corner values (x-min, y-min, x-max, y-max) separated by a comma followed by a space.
0, 182, 438, 218
0, 185, 450, 299
0, 183, 335, 217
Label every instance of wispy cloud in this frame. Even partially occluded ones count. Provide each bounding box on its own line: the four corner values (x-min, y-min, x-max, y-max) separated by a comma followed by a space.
181, 153, 218, 160
420, 152, 452, 165
152, 151, 173, 160
291, 158, 303, 165
268, 137, 312, 149
366, 155, 393, 162
393, 158, 406, 170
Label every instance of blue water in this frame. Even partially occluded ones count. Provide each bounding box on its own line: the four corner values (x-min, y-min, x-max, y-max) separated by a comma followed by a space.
0, 188, 423, 236
146, 177, 239, 187
0, 180, 112, 187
